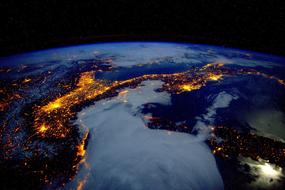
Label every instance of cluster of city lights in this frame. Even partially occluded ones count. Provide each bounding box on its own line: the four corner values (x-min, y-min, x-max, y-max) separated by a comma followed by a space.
13, 62, 283, 190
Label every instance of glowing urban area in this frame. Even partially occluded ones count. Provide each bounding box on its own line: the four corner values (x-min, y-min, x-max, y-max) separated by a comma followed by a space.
1, 60, 285, 189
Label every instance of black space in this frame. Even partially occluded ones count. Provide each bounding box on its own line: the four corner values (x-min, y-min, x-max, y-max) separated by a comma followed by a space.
1, 0, 285, 56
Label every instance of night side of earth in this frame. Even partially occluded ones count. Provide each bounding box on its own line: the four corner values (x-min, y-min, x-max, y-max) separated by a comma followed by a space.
0, 42, 285, 190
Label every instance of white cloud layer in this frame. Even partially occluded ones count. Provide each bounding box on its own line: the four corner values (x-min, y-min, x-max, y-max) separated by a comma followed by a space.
193, 91, 238, 139
67, 80, 224, 190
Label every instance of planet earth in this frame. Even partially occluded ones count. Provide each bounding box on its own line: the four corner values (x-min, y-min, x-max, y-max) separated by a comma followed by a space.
0, 42, 285, 190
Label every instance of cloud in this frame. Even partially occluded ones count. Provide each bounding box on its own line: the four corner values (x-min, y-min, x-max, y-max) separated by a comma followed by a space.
245, 109, 285, 142
193, 91, 238, 138
240, 157, 284, 189
67, 80, 223, 190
